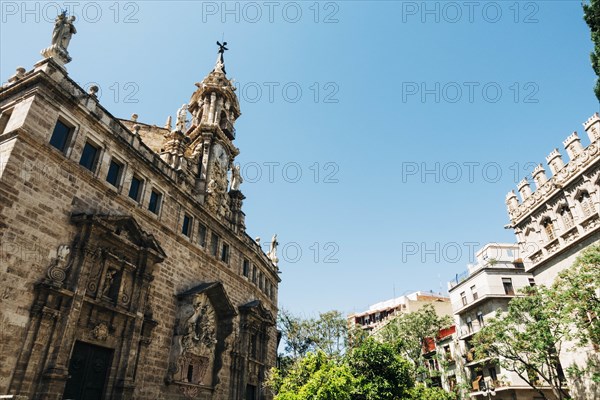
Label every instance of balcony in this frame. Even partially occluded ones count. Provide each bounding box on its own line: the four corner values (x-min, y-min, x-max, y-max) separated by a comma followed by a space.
454, 292, 517, 315
471, 378, 510, 393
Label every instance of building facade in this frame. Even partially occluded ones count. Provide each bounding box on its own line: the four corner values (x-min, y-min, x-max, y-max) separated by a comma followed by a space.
348, 291, 453, 334
448, 243, 556, 400
421, 325, 460, 393
0, 19, 279, 400
505, 113, 600, 399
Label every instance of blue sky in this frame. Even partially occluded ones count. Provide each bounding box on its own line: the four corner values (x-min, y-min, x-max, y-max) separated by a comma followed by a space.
1, 1, 598, 316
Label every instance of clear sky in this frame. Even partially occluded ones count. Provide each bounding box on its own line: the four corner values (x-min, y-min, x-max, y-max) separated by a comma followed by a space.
1, 1, 598, 317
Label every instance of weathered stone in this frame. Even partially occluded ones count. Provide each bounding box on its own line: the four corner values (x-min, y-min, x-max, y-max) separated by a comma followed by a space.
0, 45, 279, 400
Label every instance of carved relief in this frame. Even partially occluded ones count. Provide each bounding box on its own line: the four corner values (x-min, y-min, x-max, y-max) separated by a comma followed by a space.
46, 245, 71, 285
205, 155, 230, 219
168, 293, 217, 386
86, 250, 105, 296
92, 322, 109, 341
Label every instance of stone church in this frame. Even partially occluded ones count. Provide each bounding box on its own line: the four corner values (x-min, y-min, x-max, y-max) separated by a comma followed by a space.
0, 14, 280, 400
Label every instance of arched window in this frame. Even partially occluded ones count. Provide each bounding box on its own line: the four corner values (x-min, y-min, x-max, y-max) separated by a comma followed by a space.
559, 205, 574, 229
541, 218, 556, 241
578, 191, 594, 218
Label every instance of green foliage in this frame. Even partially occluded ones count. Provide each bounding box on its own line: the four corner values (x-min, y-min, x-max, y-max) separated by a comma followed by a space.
278, 309, 348, 360
553, 244, 600, 347
269, 351, 356, 400
347, 338, 414, 400
471, 285, 571, 399
313, 310, 348, 357
278, 308, 317, 359
272, 307, 456, 399
583, 0, 600, 101
376, 304, 453, 379
407, 384, 457, 400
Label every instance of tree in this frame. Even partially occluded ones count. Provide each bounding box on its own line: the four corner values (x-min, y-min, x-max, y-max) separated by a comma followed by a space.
471, 285, 571, 400
312, 310, 348, 358
278, 308, 317, 360
583, 0, 600, 102
553, 244, 600, 388
554, 244, 600, 347
278, 309, 348, 360
268, 351, 356, 400
376, 304, 453, 379
407, 384, 457, 400
347, 338, 414, 400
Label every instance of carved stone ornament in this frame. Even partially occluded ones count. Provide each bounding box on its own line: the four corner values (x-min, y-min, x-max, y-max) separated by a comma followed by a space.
46, 245, 71, 284
167, 293, 217, 386
92, 322, 109, 341
205, 157, 230, 219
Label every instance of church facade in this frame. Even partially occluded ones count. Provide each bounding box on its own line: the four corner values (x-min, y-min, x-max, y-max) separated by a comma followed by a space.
0, 15, 279, 400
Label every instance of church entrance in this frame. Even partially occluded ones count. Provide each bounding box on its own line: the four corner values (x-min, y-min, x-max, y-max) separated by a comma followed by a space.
63, 341, 113, 400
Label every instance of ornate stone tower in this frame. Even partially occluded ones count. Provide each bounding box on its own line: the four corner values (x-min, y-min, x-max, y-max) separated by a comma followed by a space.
190, 44, 241, 214
160, 42, 246, 231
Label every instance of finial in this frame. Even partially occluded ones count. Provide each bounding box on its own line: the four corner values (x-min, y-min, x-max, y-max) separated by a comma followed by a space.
88, 85, 99, 97
7, 67, 26, 83
165, 115, 172, 130
131, 113, 138, 122
214, 41, 228, 75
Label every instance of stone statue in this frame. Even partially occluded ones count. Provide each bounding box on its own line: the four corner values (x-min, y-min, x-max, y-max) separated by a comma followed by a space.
176, 104, 188, 132
42, 12, 77, 65
230, 164, 242, 191
51, 12, 67, 47
267, 234, 279, 265
61, 16, 77, 50
51, 12, 76, 51
102, 269, 117, 297
207, 179, 217, 194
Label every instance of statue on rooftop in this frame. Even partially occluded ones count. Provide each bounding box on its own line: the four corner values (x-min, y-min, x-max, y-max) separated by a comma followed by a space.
61, 16, 77, 50
43, 11, 76, 65
51, 12, 76, 51
267, 234, 279, 266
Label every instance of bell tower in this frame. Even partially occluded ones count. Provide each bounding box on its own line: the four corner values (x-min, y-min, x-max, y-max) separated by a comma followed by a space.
185, 42, 244, 227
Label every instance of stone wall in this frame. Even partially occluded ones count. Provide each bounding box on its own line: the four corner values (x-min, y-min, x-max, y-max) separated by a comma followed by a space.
0, 59, 278, 399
